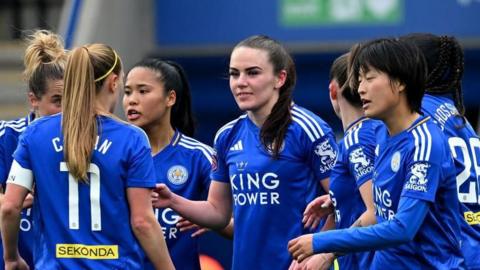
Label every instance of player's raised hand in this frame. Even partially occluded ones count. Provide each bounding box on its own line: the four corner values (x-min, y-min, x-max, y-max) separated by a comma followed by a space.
303, 194, 333, 230
152, 183, 173, 208
288, 234, 314, 263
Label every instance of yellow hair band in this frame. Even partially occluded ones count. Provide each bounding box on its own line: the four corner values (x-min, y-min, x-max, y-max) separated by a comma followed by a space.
94, 50, 118, 82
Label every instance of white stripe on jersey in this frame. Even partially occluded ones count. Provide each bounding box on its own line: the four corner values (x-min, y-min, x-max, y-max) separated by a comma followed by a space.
292, 106, 325, 137
180, 135, 214, 155
412, 123, 432, 161
0, 118, 28, 137
421, 123, 432, 160
213, 114, 247, 145
292, 116, 316, 142
345, 123, 362, 149
292, 110, 321, 140
179, 136, 214, 164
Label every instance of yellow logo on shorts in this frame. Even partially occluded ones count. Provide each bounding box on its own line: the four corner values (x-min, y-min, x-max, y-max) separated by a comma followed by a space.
464, 211, 480, 225
56, 244, 118, 259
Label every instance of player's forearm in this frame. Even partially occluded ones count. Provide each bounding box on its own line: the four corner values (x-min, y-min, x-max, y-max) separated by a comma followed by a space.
217, 218, 234, 239
350, 208, 377, 228
131, 215, 174, 270
312, 197, 428, 254
170, 193, 231, 230
0, 200, 22, 261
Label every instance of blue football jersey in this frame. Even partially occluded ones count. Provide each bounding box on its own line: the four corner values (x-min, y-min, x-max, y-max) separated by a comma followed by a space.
371, 116, 464, 269
422, 93, 480, 269
146, 131, 213, 270
0, 113, 36, 269
211, 104, 338, 270
329, 117, 379, 269
9, 114, 157, 270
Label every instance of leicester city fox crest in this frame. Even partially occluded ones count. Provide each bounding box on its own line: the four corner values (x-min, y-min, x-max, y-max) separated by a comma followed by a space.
405, 162, 430, 192
167, 165, 189, 185
349, 147, 373, 179
315, 140, 337, 173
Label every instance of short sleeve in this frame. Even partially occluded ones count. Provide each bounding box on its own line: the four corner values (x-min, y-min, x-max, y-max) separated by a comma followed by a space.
198, 147, 213, 192
401, 160, 441, 202
308, 133, 338, 181
346, 143, 375, 187
0, 134, 8, 184
126, 131, 156, 188
12, 128, 33, 172
210, 131, 230, 183
401, 125, 445, 202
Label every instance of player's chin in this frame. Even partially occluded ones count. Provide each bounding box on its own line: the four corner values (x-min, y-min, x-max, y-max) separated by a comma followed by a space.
235, 101, 256, 112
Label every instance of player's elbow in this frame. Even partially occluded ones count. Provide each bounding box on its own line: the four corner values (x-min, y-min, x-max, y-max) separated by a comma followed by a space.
392, 218, 417, 243
1, 200, 22, 220
131, 214, 156, 236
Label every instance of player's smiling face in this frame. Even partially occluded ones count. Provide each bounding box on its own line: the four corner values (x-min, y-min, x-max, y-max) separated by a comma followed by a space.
357, 67, 403, 120
229, 47, 285, 117
123, 67, 172, 129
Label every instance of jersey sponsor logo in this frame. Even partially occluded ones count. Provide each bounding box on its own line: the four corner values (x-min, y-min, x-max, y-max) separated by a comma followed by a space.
405, 162, 430, 192
349, 147, 373, 179
20, 208, 32, 232
374, 185, 395, 220
315, 139, 337, 173
390, 151, 401, 172
230, 140, 243, 151
230, 172, 280, 206
56, 244, 118, 259
167, 165, 189, 185
464, 211, 480, 225
329, 190, 341, 224
155, 208, 180, 239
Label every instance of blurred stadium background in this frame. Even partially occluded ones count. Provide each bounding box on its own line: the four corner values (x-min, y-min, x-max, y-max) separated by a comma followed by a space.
1, 0, 479, 269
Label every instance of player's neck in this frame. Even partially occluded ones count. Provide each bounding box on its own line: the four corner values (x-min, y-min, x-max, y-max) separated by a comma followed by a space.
340, 104, 365, 132
384, 107, 420, 136
146, 122, 175, 155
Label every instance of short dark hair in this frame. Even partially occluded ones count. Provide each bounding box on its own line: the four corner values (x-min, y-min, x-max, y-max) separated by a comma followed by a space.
349, 38, 427, 113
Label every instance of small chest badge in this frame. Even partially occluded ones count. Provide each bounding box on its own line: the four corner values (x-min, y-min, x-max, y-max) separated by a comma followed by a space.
167, 165, 189, 185
391, 151, 401, 172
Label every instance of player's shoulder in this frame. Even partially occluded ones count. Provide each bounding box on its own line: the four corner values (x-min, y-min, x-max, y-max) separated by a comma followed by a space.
213, 114, 248, 145
0, 114, 33, 137
290, 104, 332, 142
177, 133, 214, 164
407, 116, 446, 162
344, 118, 381, 150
